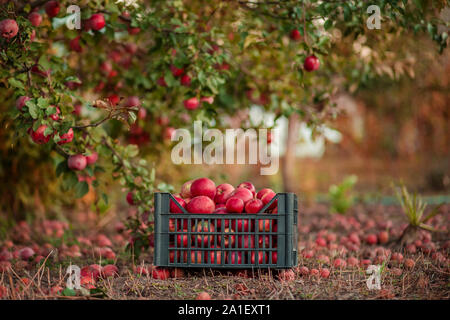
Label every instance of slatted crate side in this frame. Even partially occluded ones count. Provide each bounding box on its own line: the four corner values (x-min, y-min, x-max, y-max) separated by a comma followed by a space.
154, 192, 298, 269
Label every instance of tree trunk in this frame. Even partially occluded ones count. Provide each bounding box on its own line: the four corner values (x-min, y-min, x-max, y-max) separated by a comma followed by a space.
282, 113, 300, 193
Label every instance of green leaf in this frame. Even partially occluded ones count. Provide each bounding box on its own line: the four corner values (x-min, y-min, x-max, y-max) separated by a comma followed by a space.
44, 126, 54, 137
56, 161, 68, 177
27, 101, 38, 119
422, 203, 444, 223
128, 111, 137, 124
62, 288, 77, 296
125, 144, 139, 157
418, 223, 437, 232
75, 181, 89, 198
324, 19, 333, 30
8, 78, 24, 90
413, 0, 424, 12
37, 97, 50, 109
343, 4, 351, 22
62, 171, 78, 190
46, 106, 57, 115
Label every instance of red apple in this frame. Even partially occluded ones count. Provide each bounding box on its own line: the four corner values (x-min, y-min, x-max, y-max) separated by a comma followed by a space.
245, 199, 263, 213
49, 106, 61, 121
304, 55, 320, 72
16, 96, 30, 111
31, 65, 50, 77
290, 29, 301, 41
256, 188, 273, 200
196, 292, 211, 300
85, 152, 98, 165
169, 249, 187, 263
90, 13, 105, 31
258, 235, 271, 248
206, 249, 222, 264
228, 252, 242, 265
170, 65, 184, 77
0, 19, 19, 39
366, 234, 378, 245
126, 192, 135, 205
30, 125, 52, 144
180, 179, 194, 198
169, 219, 187, 232
101, 265, 118, 278
137, 107, 147, 119
237, 182, 256, 196
176, 233, 189, 247
190, 177, 216, 199
28, 12, 42, 27
126, 96, 140, 107
152, 268, 170, 280
45, 1, 60, 18
107, 94, 120, 106
30, 29, 36, 41
170, 195, 186, 213
226, 197, 244, 213
57, 128, 74, 145
164, 127, 175, 140
183, 97, 200, 110
261, 191, 277, 210
233, 218, 250, 232
128, 27, 140, 35
69, 36, 82, 52
227, 187, 253, 203
81, 264, 101, 281
100, 61, 112, 75
222, 228, 235, 247
251, 251, 266, 264
192, 221, 214, 247
18, 247, 35, 260
68, 154, 87, 171
214, 183, 234, 204
180, 74, 191, 87
186, 196, 215, 214
258, 219, 271, 232
65, 80, 81, 90
190, 250, 204, 264
237, 235, 255, 249
157, 76, 167, 87
213, 207, 229, 230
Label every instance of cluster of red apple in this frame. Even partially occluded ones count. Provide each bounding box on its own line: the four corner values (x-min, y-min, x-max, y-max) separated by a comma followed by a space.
167, 178, 279, 265
289, 29, 321, 72
157, 51, 215, 111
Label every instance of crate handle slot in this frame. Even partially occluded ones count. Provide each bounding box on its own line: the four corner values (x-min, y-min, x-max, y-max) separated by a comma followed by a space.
168, 193, 189, 214
257, 193, 279, 214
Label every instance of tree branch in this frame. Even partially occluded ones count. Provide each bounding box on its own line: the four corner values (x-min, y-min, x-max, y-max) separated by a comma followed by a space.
73, 115, 112, 130
53, 144, 69, 159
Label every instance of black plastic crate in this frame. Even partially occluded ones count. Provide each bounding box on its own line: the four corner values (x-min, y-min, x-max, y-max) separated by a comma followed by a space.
154, 192, 298, 269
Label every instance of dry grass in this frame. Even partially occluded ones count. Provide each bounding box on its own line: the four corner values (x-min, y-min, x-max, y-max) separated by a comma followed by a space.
0, 203, 449, 300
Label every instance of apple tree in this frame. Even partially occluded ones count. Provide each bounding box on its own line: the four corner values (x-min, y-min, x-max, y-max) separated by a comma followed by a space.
0, 0, 447, 254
